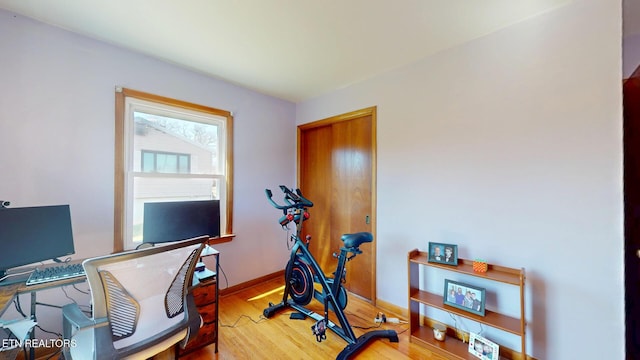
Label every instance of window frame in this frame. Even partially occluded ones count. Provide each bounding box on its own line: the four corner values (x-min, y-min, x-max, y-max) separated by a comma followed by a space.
114, 88, 234, 252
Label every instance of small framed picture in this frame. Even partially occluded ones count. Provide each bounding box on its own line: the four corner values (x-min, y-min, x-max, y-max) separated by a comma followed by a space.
427, 242, 458, 265
443, 279, 486, 316
468, 332, 499, 360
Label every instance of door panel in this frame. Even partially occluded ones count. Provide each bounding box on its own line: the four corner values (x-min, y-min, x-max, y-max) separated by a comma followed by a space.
300, 125, 334, 269
331, 116, 373, 297
299, 108, 376, 301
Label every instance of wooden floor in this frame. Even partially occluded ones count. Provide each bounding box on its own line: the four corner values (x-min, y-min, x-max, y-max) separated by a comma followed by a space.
180, 278, 449, 359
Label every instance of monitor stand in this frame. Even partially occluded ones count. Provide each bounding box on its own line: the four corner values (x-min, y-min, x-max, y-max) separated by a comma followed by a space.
0, 269, 32, 286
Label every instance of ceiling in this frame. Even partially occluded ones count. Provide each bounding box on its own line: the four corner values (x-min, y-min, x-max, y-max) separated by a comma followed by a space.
0, 0, 610, 103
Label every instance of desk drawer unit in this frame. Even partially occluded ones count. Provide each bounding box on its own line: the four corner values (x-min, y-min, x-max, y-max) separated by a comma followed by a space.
193, 281, 216, 305
178, 272, 219, 356
198, 302, 217, 325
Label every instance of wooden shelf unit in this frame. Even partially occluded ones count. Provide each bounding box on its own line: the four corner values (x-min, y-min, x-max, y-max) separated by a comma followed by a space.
408, 249, 526, 359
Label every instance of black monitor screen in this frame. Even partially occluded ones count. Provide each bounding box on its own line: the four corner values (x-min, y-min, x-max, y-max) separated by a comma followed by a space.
0, 205, 75, 276
143, 200, 220, 244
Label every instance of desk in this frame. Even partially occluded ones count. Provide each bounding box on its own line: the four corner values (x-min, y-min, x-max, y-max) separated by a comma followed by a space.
0, 283, 23, 316
1, 261, 87, 313
0, 263, 87, 359
1, 262, 87, 314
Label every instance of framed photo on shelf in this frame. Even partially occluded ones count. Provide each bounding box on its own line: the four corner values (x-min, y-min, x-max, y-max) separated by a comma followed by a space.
443, 279, 486, 316
468, 332, 499, 360
427, 242, 458, 265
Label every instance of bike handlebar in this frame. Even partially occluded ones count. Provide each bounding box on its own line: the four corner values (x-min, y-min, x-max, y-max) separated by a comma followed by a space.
265, 186, 313, 213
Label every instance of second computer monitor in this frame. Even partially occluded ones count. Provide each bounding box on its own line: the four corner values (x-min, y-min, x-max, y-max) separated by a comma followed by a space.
142, 200, 220, 244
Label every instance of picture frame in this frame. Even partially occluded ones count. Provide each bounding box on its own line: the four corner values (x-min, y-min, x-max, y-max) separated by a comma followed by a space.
427, 242, 458, 265
443, 279, 486, 316
468, 332, 499, 360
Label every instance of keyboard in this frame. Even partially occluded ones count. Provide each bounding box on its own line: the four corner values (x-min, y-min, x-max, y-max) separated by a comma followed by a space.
26, 263, 85, 286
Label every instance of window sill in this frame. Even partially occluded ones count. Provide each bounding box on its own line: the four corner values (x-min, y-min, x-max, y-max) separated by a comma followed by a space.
209, 234, 235, 245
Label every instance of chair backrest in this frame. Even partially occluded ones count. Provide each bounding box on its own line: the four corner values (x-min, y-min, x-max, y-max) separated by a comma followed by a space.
83, 236, 207, 355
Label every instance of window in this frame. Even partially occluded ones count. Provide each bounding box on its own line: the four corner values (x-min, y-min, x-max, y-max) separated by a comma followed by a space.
141, 150, 191, 174
115, 88, 233, 251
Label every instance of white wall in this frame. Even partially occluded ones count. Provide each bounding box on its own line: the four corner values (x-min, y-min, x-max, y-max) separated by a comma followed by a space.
0, 9, 296, 337
297, 0, 623, 359
624, 33, 640, 77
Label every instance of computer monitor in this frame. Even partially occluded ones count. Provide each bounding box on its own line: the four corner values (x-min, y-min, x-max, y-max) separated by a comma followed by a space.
0, 205, 75, 281
142, 200, 220, 244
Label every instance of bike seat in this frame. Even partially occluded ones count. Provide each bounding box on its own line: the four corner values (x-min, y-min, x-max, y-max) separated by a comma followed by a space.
341, 232, 373, 248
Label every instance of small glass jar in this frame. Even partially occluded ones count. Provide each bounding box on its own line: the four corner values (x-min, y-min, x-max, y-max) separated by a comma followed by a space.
433, 323, 446, 342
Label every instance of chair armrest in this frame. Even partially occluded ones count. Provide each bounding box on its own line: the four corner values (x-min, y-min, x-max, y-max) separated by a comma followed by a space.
62, 303, 109, 340
62, 303, 117, 359
62, 303, 96, 330
179, 293, 201, 348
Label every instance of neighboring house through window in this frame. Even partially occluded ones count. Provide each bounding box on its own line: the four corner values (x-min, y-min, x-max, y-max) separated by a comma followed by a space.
141, 150, 191, 174
115, 88, 233, 251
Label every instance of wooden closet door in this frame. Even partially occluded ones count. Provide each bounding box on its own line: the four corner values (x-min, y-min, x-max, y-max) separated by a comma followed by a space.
299, 107, 375, 301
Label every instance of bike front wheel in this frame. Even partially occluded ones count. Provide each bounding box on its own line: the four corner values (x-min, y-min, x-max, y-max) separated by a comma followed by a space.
286, 259, 314, 305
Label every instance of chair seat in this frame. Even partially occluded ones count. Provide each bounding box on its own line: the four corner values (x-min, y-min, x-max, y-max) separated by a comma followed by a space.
70, 327, 188, 360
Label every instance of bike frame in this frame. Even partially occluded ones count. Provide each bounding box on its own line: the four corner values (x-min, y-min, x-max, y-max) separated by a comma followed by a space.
263, 186, 398, 360
281, 210, 357, 343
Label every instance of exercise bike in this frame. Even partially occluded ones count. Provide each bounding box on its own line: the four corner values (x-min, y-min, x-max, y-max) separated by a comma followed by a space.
263, 186, 398, 359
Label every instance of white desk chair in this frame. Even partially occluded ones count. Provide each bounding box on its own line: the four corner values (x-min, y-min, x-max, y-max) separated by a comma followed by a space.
62, 236, 208, 359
